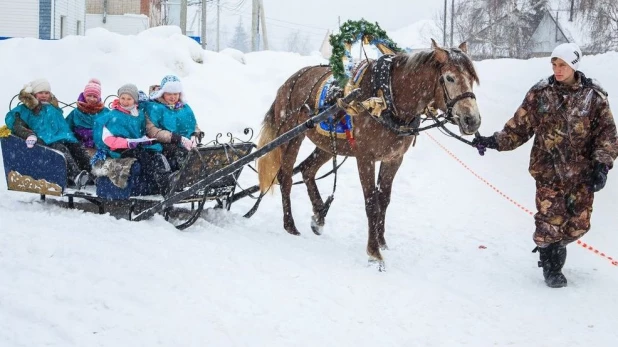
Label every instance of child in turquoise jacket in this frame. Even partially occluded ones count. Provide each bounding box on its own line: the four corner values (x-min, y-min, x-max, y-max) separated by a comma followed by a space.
93, 83, 174, 194
5, 78, 91, 188
145, 75, 203, 171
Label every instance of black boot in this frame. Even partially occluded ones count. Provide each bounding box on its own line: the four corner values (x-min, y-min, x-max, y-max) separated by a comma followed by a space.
534, 243, 567, 288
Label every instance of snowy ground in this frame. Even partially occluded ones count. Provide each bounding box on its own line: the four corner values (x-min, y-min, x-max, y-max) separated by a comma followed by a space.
1, 27, 617, 346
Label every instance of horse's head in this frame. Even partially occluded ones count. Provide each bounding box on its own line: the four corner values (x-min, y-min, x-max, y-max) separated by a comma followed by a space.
430, 39, 481, 135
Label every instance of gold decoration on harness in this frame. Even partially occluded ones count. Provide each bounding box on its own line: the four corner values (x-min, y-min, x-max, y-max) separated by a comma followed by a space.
337, 93, 387, 118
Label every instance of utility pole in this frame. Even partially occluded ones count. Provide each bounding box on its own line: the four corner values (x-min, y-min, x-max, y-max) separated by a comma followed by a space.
251, 0, 258, 51
450, 0, 454, 47
216, 0, 221, 51
259, 0, 268, 50
180, 0, 187, 35
250, 0, 268, 51
443, 0, 447, 46
201, 0, 207, 49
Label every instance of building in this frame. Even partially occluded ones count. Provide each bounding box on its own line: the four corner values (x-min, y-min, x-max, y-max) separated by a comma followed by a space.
85, 0, 161, 35
527, 9, 591, 57
0, 0, 86, 39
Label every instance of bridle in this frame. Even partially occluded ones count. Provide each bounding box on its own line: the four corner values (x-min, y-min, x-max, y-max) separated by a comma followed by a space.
437, 64, 477, 123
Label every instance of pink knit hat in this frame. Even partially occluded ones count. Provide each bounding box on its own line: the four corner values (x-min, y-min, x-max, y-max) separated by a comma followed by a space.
83, 78, 102, 100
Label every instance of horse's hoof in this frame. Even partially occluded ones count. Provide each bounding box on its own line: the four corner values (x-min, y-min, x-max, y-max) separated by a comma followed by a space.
286, 228, 301, 236
368, 258, 386, 272
310, 215, 323, 235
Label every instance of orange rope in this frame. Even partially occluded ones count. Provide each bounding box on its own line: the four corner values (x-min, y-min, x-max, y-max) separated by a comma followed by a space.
426, 132, 618, 267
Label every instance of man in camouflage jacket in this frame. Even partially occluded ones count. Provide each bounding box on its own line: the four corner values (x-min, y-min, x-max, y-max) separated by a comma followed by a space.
473, 43, 618, 288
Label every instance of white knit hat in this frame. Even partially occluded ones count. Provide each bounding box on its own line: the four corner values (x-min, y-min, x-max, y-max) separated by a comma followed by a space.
24, 78, 51, 94
551, 43, 582, 71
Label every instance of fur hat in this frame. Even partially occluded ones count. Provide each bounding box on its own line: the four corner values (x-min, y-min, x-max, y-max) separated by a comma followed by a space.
117, 83, 139, 102
83, 78, 102, 100
19, 88, 59, 110
551, 43, 582, 71
149, 75, 184, 101
24, 78, 51, 94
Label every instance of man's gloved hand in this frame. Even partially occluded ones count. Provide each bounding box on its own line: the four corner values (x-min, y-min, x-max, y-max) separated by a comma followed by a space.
25, 134, 37, 149
592, 162, 609, 192
471, 134, 498, 156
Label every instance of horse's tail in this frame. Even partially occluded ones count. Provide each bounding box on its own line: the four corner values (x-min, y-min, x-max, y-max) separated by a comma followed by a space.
257, 102, 281, 193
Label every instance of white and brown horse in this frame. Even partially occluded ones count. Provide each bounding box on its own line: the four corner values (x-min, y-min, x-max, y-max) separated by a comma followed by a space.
257, 40, 481, 268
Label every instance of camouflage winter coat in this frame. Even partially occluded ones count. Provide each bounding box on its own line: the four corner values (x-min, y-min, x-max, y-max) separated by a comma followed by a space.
494, 72, 618, 185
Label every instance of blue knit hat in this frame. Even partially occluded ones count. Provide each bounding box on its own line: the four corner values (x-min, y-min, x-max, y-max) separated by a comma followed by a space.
150, 75, 184, 101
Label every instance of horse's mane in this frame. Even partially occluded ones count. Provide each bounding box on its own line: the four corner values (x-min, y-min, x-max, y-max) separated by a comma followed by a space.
397, 49, 480, 84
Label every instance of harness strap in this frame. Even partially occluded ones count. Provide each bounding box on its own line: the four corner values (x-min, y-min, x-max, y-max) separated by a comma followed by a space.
369, 55, 424, 135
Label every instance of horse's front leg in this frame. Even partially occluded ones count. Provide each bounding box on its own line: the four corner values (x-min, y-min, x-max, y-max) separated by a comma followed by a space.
356, 158, 383, 265
278, 136, 304, 235
376, 157, 405, 250
298, 147, 333, 235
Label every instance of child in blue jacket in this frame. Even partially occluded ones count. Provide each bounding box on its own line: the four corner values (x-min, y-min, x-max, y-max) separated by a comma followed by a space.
145, 75, 203, 171
5, 78, 91, 188
93, 83, 174, 194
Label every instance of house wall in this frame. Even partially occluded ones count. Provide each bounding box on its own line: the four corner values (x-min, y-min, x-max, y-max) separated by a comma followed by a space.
86, 0, 160, 28
52, 0, 86, 38
85, 14, 149, 35
529, 12, 569, 55
87, 0, 140, 15
0, 0, 39, 38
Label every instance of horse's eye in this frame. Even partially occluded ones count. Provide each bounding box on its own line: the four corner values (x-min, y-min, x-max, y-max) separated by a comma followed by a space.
446, 76, 455, 83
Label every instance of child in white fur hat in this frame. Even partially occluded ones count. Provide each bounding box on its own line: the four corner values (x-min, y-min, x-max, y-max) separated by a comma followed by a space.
145, 75, 203, 171
5, 78, 92, 189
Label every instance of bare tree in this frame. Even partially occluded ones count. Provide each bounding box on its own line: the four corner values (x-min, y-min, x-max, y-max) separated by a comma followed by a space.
285, 30, 311, 55
580, 0, 618, 52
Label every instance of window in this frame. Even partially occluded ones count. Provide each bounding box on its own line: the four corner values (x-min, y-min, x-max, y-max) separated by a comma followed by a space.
60, 16, 66, 38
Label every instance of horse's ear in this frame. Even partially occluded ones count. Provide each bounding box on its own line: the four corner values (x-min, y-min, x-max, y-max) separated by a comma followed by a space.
431, 38, 440, 50
458, 42, 468, 53
431, 39, 448, 64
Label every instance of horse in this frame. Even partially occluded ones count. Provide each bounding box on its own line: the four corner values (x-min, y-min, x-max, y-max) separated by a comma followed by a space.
256, 39, 481, 268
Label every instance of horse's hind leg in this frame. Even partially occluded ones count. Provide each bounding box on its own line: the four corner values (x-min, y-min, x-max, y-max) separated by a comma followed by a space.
376, 157, 404, 250
278, 136, 305, 235
297, 147, 333, 235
